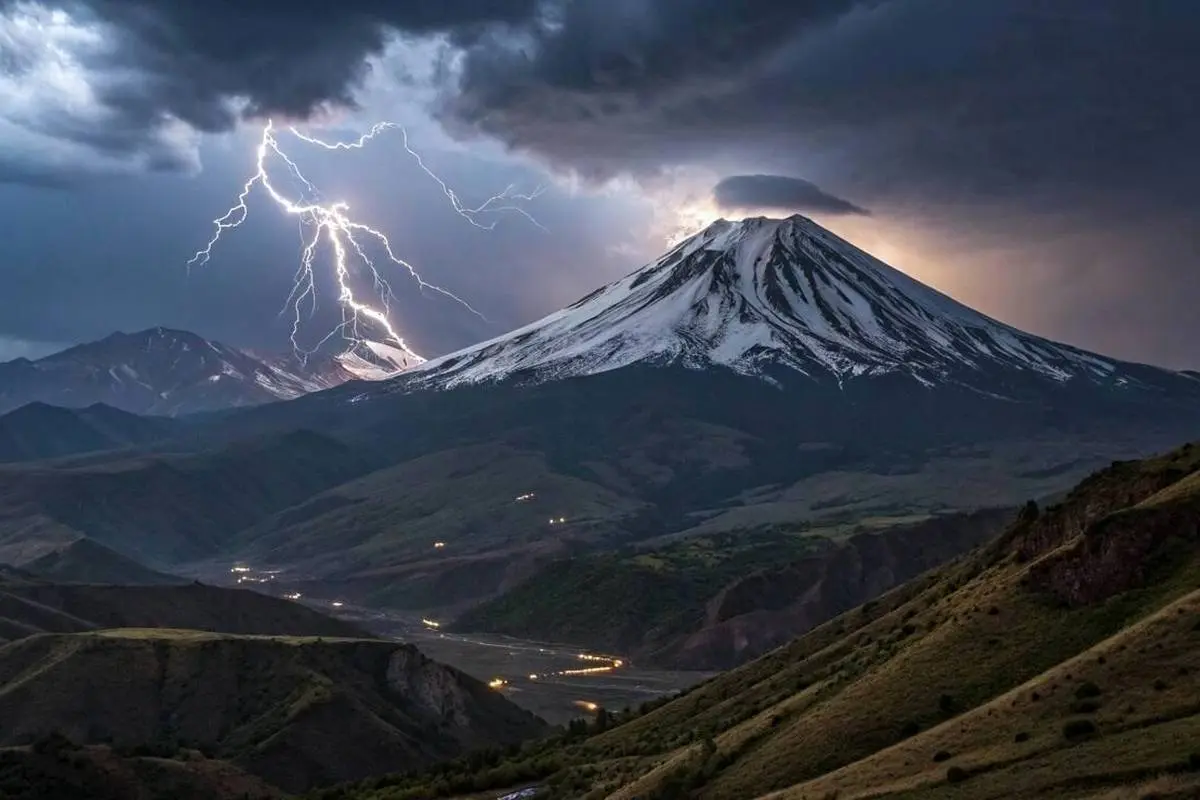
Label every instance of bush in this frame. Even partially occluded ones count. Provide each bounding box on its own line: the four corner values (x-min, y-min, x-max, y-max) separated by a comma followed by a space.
31, 731, 76, 758
946, 766, 968, 783
932, 750, 952, 763
1074, 682, 1102, 699
1154, 679, 1170, 692
1013, 731, 1030, 743
938, 694, 957, 715
1062, 719, 1097, 740
899, 721, 920, 738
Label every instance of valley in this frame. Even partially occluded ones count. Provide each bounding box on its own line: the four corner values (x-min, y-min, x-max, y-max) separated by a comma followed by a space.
185, 563, 715, 726
1, 214, 1199, 799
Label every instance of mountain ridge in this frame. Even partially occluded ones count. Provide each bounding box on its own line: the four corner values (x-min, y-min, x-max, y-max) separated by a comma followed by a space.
0, 326, 405, 417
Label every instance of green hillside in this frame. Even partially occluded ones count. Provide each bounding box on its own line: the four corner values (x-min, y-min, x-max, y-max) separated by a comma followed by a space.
318, 441, 1200, 800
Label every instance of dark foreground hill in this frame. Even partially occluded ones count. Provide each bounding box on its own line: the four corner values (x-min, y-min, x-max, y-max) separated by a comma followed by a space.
0, 738, 284, 800
0, 631, 547, 794
0, 582, 368, 644
321, 440, 1200, 800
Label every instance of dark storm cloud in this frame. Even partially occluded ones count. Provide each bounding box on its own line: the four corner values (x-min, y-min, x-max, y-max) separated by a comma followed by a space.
714, 175, 868, 216
431, 0, 1200, 369
441, 0, 1200, 202
0, 0, 543, 179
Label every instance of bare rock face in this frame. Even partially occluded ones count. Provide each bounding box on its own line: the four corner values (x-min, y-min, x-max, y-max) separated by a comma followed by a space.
1030, 496, 1200, 607
996, 442, 1200, 606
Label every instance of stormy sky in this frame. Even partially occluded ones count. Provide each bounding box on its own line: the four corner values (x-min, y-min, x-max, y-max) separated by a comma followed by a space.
0, 0, 1196, 368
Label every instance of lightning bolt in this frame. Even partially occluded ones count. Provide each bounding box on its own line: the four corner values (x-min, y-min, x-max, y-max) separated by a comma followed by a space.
188, 120, 542, 365
288, 123, 548, 232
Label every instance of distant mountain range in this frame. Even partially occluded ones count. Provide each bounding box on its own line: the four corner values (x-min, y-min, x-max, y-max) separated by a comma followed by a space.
0, 327, 412, 417
0, 215, 1198, 671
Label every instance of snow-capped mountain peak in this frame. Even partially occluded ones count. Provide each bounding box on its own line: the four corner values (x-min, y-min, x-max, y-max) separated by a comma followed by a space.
403, 214, 1135, 390
0, 327, 409, 416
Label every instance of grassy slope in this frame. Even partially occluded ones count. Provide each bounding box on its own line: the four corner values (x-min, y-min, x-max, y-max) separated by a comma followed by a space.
0, 582, 370, 644
455, 510, 1011, 670
452, 529, 827, 656
0, 429, 378, 565
322, 441, 1200, 800
23, 537, 185, 585
235, 444, 644, 581
0, 630, 547, 794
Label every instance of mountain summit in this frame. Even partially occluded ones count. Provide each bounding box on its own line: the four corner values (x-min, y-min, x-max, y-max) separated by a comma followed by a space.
407, 215, 1183, 394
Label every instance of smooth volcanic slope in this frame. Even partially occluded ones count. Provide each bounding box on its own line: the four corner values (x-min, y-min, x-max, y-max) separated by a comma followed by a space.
399, 215, 1196, 396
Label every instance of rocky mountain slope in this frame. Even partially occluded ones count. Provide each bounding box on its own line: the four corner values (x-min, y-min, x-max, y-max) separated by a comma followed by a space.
323, 439, 1200, 800
0, 631, 546, 793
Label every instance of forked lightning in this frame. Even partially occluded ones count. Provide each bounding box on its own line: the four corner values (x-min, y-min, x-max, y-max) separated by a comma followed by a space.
188, 120, 541, 364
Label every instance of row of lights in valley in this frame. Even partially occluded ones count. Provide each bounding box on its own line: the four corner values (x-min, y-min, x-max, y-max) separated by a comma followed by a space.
229, 565, 281, 585
490, 652, 625, 691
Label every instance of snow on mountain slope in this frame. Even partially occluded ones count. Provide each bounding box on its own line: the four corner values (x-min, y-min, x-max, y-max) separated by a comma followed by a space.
334, 339, 425, 381
0, 327, 405, 416
405, 215, 1170, 392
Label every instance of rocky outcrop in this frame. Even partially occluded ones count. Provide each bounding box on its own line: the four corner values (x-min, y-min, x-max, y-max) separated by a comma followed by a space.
998, 443, 1200, 562
1029, 495, 1200, 606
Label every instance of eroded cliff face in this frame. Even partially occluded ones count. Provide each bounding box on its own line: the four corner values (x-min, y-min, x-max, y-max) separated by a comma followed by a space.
657, 509, 1013, 670
999, 445, 1200, 563
1029, 496, 1200, 607
997, 443, 1200, 607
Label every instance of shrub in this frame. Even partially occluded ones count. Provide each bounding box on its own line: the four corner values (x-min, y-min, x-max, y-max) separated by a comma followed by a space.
1013, 731, 1030, 743
938, 694, 957, 715
1154, 679, 1169, 692
987, 606, 1000, 616
31, 731, 76, 758
946, 766, 968, 783
899, 721, 920, 738
1074, 682, 1102, 699
1062, 719, 1097, 740
932, 750, 952, 763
